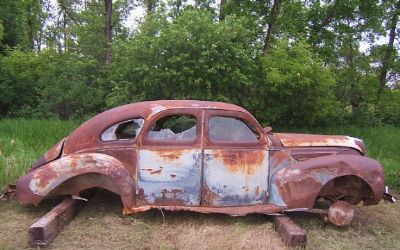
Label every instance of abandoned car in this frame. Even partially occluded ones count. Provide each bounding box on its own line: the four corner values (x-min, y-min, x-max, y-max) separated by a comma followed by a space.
16, 100, 395, 226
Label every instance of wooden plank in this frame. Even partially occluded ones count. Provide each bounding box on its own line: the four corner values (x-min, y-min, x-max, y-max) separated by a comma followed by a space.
273, 215, 307, 247
28, 197, 81, 247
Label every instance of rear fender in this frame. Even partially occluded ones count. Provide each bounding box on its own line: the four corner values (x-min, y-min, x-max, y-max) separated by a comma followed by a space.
16, 153, 135, 210
269, 155, 385, 208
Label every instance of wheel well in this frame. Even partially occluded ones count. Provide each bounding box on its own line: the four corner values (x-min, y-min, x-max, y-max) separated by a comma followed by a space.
50, 173, 121, 197
316, 175, 374, 206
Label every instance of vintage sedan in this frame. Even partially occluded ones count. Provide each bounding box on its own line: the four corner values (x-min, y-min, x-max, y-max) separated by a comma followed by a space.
16, 100, 394, 226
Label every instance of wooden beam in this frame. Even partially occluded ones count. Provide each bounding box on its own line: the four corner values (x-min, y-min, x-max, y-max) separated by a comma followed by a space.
273, 215, 307, 247
28, 197, 81, 247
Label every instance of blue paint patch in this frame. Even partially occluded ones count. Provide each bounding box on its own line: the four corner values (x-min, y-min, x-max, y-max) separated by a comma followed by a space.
137, 149, 202, 206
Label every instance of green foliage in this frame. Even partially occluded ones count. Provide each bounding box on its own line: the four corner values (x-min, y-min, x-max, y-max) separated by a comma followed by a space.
0, 1, 399, 128
0, 0, 29, 50
0, 50, 40, 116
34, 50, 106, 119
0, 21, 4, 42
108, 10, 259, 107
258, 40, 343, 126
376, 90, 400, 125
0, 49, 105, 119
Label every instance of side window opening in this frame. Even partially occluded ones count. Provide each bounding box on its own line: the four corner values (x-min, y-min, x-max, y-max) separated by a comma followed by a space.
148, 114, 197, 142
101, 118, 144, 141
209, 116, 260, 143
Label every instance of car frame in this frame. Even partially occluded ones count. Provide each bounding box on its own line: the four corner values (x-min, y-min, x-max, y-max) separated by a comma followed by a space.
16, 100, 395, 226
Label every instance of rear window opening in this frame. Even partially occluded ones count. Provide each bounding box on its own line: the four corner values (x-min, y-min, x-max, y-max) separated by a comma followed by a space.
101, 118, 144, 141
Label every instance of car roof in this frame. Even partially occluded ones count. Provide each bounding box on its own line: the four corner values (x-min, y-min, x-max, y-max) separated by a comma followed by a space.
63, 100, 252, 154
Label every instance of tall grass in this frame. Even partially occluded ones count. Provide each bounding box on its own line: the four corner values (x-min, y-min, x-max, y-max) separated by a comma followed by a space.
1, 120, 399, 189
0, 119, 79, 187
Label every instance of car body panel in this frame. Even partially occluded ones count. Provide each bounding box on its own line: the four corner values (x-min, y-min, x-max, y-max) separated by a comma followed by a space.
16, 153, 135, 211
276, 133, 366, 155
136, 148, 202, 206
202, 149, 269, 206
269, 154, 384, 208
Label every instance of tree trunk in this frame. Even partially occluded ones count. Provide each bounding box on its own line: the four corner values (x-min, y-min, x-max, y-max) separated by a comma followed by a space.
63, 10, 67, 52
27, 19, 35, 50
379, 0, 400, 93
146, 0, 156, 15
263, 0, 281, 54
26, 2, 35, 50
219, 0, 226, 21
104, 0, 113, 64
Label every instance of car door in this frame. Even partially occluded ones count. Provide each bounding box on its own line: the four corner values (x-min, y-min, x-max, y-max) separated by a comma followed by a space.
136, 109, 202, 206
202, 110, 269, 206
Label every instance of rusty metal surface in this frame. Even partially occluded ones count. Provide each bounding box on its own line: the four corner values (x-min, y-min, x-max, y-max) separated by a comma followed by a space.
16, 153, 135, 211
328, 200, 355, 226
269, 154, 385, 208
63, 100, 253, 155
289, 147, 361, 161
14, 100, 390, 224
276, 133, 366, 155
30, 138, 66, 171
202, 149, 269, 206
136, 149, 202, 206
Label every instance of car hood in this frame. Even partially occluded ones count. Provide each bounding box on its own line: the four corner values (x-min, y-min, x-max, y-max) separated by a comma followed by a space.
275, 133, 366, 155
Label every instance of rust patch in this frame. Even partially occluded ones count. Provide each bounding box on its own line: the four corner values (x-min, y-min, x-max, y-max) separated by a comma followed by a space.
161, 188, 183, 199
137, 188, 146, 200
354, 140, 366, 155
156, 150, 183, 161
277, 133, 348, 146
328, 200, 355, 226
273, 155, 385, 208
213, 150, 265, 175
152, 198, 190, 206
150, 167, 163, 174
44, 138, 65, 162
201, 185, 220, 206
35, 167, 59, 189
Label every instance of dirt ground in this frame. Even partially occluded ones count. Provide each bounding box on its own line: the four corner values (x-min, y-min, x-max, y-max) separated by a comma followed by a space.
0, 190, 399, 250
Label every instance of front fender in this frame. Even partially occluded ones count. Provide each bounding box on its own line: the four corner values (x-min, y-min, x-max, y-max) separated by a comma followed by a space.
269, 154, 385, 208
16, 153, 135, 209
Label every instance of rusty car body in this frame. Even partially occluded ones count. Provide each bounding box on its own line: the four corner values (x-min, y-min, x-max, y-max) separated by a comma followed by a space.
16, 100, 395, 226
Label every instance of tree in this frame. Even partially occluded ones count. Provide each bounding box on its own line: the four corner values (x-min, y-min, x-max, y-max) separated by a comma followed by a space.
263, 0, 281, 54
259, 40, 342, 126
107, 10, 259, 108
379, 0, 400, 93
0, 0, 30, 50
104, 0, 113, 64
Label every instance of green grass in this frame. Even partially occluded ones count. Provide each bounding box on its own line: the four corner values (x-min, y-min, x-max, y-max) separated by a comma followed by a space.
0, 119, 399, 189
0, 119, 79, 187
